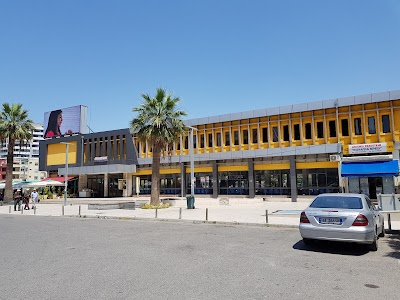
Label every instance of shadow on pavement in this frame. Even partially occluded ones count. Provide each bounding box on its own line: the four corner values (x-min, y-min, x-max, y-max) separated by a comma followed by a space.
293, 240, 369, 256
384, 230, 400, 259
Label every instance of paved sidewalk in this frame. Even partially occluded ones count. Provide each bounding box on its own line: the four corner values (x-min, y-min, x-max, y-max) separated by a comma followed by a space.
1, 196, 399, 230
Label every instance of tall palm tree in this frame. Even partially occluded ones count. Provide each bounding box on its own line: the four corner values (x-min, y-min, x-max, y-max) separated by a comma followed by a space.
0, 103, 34, 203
131, 88, 187, 205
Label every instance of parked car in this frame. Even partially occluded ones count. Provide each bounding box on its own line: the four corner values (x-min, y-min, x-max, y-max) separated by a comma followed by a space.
299, 193, 385, 251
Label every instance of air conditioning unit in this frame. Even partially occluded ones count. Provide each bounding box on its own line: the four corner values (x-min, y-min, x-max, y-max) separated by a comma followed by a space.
329, 154, 341, 162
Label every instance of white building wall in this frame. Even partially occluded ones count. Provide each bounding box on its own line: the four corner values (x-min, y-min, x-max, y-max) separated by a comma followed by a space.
1, 123, 46, 180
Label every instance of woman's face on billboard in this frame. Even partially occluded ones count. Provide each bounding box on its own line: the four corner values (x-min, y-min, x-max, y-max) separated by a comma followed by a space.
57, 113, 63, 127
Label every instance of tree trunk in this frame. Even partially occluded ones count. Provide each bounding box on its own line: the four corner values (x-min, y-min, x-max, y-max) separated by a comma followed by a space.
150, 144, 161, 206
4, 141, 15, 203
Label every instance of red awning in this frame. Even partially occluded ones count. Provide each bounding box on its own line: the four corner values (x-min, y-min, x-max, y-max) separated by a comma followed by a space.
41, 176, 76, 183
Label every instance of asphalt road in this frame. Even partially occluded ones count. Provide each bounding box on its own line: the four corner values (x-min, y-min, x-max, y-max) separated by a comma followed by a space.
1, 215, 399, 300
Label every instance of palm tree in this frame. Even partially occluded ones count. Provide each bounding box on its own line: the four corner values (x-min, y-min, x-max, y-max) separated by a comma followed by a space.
0, 103, 34, 203
131, 88, 187, 205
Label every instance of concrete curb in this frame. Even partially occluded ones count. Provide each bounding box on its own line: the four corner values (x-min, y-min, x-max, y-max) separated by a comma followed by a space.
63, 214, 299, 229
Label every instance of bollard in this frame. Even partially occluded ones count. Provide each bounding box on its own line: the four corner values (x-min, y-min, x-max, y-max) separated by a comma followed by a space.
62, 206, 64, 216
388, 213, 392, 231
265, 210, 268, 223
34, 206, 36, 215
21, 206, 23, 214
9, 206, 11, 213
206, 208, 208, 221
79, 205, 81, 216
179, 207, 182, 219
155, 208, 158, 218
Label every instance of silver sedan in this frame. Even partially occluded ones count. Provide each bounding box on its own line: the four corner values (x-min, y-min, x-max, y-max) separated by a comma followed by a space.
299, 193, 385, 251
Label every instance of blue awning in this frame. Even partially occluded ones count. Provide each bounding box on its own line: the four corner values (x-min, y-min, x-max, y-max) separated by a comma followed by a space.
341, 160, 399, 177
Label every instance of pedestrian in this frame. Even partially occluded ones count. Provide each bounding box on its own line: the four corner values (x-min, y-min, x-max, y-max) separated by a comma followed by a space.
23, 192, 30, 210
31, 188, 39, 209
13, 189, 22, 211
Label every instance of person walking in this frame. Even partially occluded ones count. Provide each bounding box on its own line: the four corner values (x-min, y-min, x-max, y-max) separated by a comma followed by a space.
23, 192, 30, 210
13, 189, 22, 211
31, 188, 39, 209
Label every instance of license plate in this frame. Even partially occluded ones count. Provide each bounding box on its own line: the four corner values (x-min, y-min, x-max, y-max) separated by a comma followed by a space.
319, 217, 342, 225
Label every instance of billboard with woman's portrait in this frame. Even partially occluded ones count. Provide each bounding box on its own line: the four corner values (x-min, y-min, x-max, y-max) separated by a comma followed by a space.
43, 105, 88, 138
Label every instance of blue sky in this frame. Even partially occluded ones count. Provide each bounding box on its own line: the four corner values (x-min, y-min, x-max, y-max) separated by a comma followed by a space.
1, 0, 400, 132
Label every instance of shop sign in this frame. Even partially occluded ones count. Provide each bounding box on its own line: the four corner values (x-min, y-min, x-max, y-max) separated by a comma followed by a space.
94, 156, 108, 163
348, 143, 387, 154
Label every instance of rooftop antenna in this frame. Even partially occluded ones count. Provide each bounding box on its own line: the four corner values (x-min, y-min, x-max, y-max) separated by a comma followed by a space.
87, 125, 95, 133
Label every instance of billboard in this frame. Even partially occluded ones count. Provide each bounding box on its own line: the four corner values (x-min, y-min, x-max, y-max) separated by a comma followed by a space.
43, 105, 88, 138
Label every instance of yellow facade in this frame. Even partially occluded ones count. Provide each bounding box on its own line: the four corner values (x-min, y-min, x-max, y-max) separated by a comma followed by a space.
47, 141, 77, 166
135, 100, 400, 161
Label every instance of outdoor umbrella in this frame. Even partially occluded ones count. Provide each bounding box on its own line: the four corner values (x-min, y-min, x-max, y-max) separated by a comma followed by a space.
27, 180, 64, 188
0, 181, 38, 189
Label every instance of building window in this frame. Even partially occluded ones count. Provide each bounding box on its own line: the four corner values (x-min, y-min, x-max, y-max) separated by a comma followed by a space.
354, 118, 362, 135
329, 120, 336, 137
193, 135, 197, 148
341, 119, 349, 136
233, 131, 239, 145
254, 170, 291, 195
317, 122, 324, 138
283, 125, 289, 141
243, 130, 248, 145
368, 116, 376, 134
185, 172, 213, 194
218, 171, 249, 195
293, 124, 300, 140
305, 123, 312, 139
216, 132, 221, 147
200, 134, 204, 148
252, 128, 258, 144
262, 128, 268, 143
184, 136, 188, 149
272, 127, 279, 142
382, 115, 390, 133
225, 131, 230, 146
208, 133, 212, 147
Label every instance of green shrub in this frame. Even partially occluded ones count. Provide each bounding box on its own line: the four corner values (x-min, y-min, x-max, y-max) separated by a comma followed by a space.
141, 203, 170, 209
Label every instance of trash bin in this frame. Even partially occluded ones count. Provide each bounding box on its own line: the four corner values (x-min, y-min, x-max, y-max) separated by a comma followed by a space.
186, 195, 195, 209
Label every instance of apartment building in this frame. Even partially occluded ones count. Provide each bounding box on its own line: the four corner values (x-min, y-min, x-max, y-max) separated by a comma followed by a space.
1, 123, 47, 181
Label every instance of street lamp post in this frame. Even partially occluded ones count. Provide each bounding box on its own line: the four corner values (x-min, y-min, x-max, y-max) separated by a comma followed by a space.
60, 142, 72, 206
187, 126, 198, 196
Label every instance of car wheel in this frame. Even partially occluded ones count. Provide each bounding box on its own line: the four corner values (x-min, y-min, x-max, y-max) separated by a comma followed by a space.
303, 238, 312, 245
378, 222, 385, 238
368, 235, 378, 251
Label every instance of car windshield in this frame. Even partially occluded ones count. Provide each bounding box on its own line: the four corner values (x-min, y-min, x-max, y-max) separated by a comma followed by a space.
309, 196, 363, 209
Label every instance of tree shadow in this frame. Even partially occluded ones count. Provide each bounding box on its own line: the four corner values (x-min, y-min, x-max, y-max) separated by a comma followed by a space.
383, 230, 400, 259
293, 239, 369, 256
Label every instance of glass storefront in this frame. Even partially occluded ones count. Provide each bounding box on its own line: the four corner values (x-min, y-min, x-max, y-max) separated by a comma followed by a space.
108, 174, 123, 197
296, 168, 339, 195
161, 174, 181, 195
348, 176, 394, 199
87, 175, 104, 198
139, 175, 152, 194
186, 172, 213, 195
218, 171, 249, 195
254, 170, 290, 196
136, 167, 341, 197
139, 174, 182, 195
